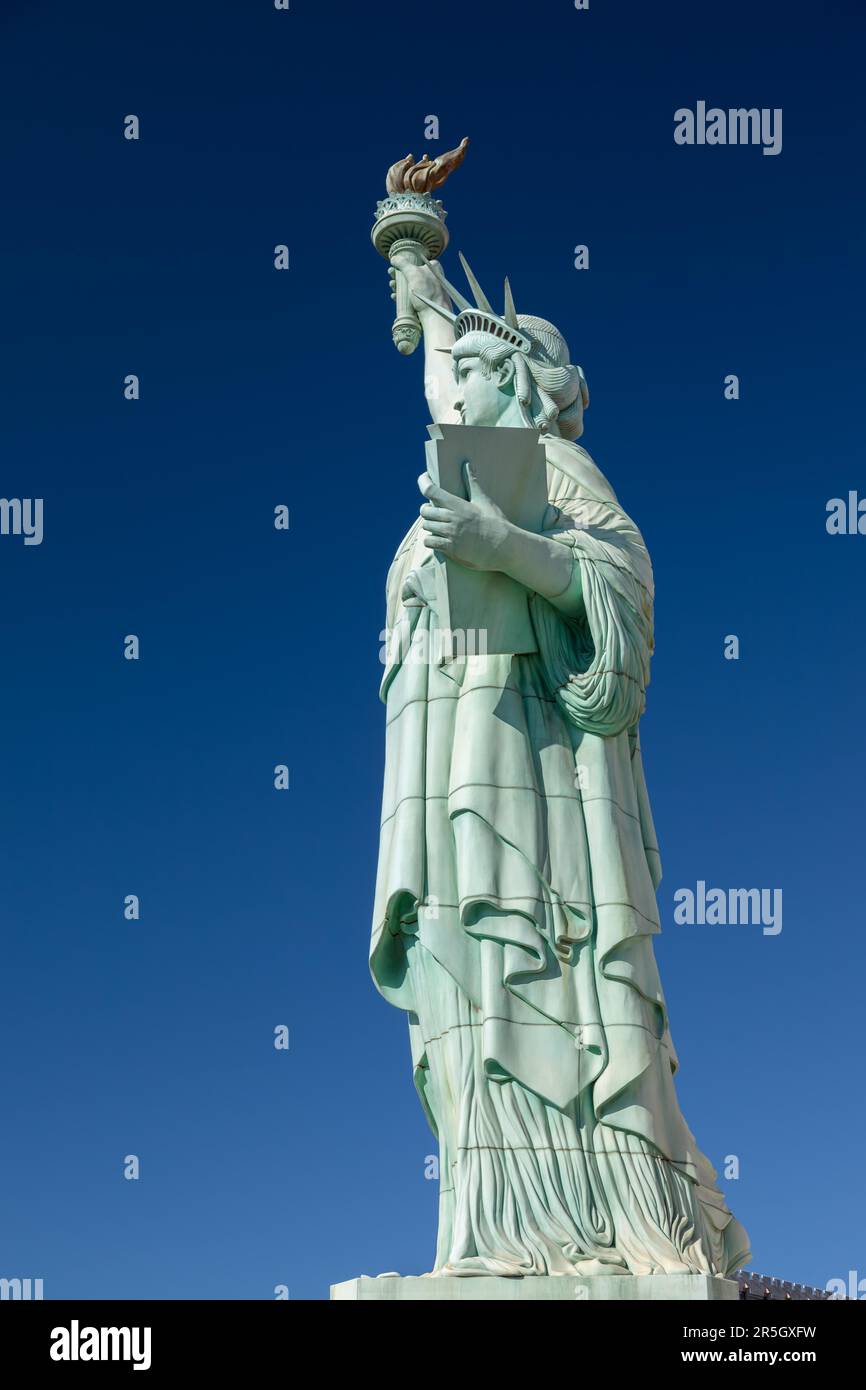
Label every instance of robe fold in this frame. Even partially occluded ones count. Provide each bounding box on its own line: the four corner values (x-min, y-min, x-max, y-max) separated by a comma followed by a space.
370, 434, 750, 1277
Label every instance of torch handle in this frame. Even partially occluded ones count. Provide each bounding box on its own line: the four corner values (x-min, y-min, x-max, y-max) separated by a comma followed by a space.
388, 238, 426, 356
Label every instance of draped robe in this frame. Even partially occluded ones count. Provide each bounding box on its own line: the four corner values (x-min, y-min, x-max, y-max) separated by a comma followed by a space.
370, 433, 750, 1277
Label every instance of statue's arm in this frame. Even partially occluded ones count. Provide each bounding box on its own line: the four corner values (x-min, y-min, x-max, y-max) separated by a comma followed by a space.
389, 251, 460, 425
497, 524, 584, 615
417, 303, 460, 425
419, 468, 584, 616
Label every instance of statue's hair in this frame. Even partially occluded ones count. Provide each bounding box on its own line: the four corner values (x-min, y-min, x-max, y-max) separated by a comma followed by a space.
452, 314, 589, 440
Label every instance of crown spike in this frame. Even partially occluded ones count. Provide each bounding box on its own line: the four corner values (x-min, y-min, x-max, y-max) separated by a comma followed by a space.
434, 271, 472, 313
458, 252, 494, 313
413, 293, 459, 326
503, 277, 519, 329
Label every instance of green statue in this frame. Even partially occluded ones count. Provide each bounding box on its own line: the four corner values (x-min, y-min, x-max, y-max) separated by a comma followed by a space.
368, 146, 750, 1281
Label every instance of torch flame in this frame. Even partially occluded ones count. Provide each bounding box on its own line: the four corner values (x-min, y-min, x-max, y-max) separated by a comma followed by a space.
386, 137, 469, 195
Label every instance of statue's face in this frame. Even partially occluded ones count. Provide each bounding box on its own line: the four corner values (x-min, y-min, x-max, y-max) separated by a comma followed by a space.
453, 355, 510, 428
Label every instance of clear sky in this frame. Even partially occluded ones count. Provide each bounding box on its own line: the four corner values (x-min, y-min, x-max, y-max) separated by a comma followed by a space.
1, 0, 864, 1300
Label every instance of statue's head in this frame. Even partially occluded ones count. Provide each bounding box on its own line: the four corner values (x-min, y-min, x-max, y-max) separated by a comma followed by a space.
421, 254, 589, 439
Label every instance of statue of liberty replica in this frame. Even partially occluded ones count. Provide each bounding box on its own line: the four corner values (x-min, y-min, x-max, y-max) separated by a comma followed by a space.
356, 141, 750, 1296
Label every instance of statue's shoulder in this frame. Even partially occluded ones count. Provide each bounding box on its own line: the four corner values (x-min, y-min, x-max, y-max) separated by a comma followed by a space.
543, 436, 652, 582
543, 435, 620, 508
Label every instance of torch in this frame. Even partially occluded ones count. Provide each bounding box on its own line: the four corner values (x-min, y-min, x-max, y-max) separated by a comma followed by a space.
371, 138, 469, 355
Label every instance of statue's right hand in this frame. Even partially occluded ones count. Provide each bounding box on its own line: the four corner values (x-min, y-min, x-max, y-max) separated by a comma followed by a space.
388, 256, 452, 317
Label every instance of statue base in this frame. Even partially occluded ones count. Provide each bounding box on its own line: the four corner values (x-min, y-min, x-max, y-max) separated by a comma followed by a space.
331, 1273, 739, 1301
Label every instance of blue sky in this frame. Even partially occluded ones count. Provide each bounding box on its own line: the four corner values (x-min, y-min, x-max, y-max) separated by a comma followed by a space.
1, 0, 864, 1299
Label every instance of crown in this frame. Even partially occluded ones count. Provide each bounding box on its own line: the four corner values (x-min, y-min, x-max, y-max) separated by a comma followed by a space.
415, 253, 535, 355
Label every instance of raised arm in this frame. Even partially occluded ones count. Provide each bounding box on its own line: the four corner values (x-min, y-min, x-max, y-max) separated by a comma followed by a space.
388, 252, 460, 425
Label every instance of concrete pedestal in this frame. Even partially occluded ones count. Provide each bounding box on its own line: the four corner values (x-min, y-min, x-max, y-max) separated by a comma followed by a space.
331, 1273, 739, 1301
